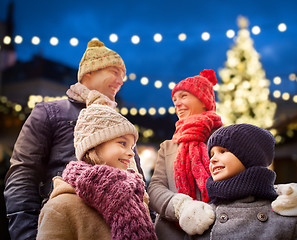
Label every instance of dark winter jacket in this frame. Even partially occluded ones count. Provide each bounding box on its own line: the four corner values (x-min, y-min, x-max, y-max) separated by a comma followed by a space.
4, 97, 144, 240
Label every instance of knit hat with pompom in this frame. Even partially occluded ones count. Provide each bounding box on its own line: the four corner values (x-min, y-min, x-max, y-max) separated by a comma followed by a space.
74, 91, 138, 161
77, 40, 126, 82
171, 69, 218, 111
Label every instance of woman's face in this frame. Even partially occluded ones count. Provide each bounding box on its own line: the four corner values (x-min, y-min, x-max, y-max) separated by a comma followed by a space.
172, 90, 206, 119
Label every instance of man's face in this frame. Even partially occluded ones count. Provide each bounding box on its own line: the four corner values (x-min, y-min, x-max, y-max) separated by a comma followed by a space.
82, 66, 125, 101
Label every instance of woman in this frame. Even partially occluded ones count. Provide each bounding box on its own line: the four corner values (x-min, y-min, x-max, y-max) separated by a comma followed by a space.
148, 69, 223, 239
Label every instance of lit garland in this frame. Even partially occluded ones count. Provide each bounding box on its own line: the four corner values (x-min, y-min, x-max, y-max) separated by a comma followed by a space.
122, 73, 297, 102
1, 22, 289, 46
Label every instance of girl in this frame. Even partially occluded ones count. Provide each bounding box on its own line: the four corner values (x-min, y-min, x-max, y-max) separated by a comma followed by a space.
37, 91, 156, 240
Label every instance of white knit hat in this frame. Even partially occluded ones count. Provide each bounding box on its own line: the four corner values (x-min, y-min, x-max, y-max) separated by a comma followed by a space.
77, 40, 126, 82
74, 91, 138, 161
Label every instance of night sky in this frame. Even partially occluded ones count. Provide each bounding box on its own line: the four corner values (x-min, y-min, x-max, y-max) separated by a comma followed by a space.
1, 0, 297, 109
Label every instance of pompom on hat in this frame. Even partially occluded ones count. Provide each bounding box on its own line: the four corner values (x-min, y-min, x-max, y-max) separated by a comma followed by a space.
77, 40, 126, 82
171, 69, 218, 111
207, 124, 275, 168
74, 91, 138, 161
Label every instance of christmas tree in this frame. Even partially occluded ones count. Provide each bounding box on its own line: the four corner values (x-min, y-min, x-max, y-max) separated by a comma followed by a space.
217, 16, 276, 128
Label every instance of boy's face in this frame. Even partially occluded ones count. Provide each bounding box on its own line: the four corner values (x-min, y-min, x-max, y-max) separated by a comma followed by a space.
172, 90, 206, 119
94, 134, 135, 170
209, 146, 246, 181
82, 66, 125, 101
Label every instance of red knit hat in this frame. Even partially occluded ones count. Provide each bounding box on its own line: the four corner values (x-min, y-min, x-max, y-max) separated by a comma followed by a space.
171, 69, 218, 111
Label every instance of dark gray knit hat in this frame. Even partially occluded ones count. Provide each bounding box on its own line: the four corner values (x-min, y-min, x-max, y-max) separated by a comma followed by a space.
207, 124, 275, 168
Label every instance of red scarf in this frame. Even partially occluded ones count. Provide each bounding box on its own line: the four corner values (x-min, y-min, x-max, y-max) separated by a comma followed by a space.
172, 111, 223, 202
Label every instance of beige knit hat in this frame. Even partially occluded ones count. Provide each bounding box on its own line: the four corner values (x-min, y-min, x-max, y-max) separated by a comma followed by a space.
77, 40, 126, 82
74, 91, 138, 161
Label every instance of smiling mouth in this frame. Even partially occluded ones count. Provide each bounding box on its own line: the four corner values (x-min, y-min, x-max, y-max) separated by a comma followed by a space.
110, 86, 118, 94
177, 109, 187, 116
119, 159, 130, 167
111, 84, 121, 90
213, 166, 224, 174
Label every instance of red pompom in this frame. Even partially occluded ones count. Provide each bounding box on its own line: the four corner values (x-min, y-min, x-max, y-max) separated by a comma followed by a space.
199, 69, 217, 86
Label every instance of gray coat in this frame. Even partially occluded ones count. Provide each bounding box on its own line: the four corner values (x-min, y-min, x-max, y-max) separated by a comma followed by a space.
148, 141, 297, 240
194, 197, 297, 240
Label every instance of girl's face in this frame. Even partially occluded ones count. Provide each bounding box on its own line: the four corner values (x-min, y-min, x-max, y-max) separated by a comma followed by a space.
172, 90, 206, 119
94, 134, 135, 170
209, 146, 246, 181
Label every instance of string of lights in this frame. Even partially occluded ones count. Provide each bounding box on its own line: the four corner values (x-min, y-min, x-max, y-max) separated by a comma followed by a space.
0, 22, 290, 46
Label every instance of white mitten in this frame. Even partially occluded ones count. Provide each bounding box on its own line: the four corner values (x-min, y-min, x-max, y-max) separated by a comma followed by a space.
272, 183, 297, 216
172, 193, 215, 235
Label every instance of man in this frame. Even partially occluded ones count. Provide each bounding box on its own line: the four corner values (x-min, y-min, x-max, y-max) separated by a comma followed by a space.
4, 40, 144, 240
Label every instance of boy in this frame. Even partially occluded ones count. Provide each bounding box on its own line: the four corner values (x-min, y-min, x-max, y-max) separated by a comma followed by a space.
204, 124, 297, 239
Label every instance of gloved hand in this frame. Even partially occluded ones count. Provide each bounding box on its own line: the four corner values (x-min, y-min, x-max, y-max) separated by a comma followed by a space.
172, 193, 215, 235
272, 183, 297, 216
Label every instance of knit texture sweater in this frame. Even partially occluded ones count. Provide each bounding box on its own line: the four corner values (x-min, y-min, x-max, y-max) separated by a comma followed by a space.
63, 161, 157, 240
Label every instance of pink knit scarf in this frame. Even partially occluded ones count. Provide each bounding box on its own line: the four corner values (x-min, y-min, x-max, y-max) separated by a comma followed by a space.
172, 111, 222, 202
62, 161, 157, 240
